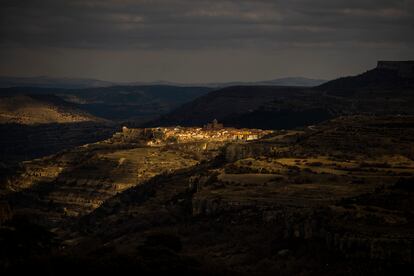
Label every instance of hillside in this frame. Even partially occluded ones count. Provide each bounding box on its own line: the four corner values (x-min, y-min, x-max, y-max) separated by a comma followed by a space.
0, 94, 101, 125
148, 86, 319, 128
0, 85, 212, 123
149, 61, 414, 129
1, 115, 413, 274
183, 77, 327, 88
318, 61, 414, 97
256, 77, 326, 87
0, 95, 115, 164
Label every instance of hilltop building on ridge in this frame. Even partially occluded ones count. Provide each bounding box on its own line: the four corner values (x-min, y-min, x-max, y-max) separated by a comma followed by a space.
204, 119, 223, 130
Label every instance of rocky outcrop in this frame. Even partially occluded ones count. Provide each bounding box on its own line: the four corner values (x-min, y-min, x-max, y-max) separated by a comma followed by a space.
189, 156, 414, 265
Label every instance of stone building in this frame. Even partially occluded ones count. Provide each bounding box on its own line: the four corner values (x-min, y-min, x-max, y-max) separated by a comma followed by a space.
204, 119, 224, 130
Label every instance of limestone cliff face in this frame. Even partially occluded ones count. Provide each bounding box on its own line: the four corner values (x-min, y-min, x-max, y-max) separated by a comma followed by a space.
4, 143, 200, 226
191, 194, 414, 264
224, 143, 274, 162
282, 208, 414, 264
3, 126, 270, 228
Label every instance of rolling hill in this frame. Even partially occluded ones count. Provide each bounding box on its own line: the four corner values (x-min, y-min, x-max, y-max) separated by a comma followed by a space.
146, 85, 325, 129
0, 85, 213, 123
0, 94, 114, 163
0, 94, 101, 125
149, 61, 414, 129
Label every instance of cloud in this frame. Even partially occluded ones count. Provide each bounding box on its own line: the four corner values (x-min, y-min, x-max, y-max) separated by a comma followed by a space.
0, 0, 413, 82
0, 0, 413, 50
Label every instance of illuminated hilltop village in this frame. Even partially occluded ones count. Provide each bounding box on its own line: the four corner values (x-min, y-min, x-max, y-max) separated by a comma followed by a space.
115, 120, 272, 145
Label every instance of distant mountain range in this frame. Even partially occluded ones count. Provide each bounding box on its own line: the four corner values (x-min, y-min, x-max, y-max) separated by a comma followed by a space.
0, 76, 327, 89
2, 61, 413, 129
196, 77, 327, 87
0, 76, 115, 89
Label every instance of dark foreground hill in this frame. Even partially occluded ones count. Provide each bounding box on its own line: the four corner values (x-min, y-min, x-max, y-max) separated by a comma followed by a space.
149, 61, 414, 129
1, 115, 413, 274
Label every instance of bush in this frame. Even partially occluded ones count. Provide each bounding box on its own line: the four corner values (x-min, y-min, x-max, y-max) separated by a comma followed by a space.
308, 162, 323, 167
393, 178, 414, 191
144, 233, 183, 252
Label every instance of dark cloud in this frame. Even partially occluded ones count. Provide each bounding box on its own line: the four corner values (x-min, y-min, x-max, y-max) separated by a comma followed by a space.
0, 0, 413, 82
1, 0, 413, 49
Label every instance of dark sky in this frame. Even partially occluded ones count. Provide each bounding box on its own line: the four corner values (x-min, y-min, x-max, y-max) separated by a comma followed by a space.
1, 0, 413, 83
